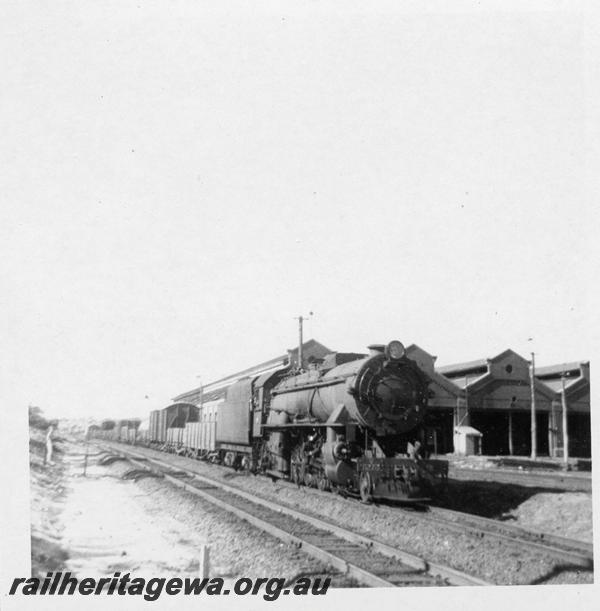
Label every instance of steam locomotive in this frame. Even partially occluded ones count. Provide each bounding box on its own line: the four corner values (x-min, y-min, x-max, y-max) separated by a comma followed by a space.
99, 340, 448, 502
254, 340, 448, 501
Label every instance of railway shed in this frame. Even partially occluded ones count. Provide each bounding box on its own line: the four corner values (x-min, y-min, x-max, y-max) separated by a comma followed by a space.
438, 351, 591, 458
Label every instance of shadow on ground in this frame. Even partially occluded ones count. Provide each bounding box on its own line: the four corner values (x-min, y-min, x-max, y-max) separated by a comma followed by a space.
433, 480, 570, 518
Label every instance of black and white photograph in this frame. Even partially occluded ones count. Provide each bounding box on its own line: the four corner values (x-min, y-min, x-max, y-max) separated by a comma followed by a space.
2, 1, 597, 610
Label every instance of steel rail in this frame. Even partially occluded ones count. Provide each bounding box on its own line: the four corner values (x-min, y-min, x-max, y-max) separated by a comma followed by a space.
96, 442, 490, 587
449, 467, 591, 492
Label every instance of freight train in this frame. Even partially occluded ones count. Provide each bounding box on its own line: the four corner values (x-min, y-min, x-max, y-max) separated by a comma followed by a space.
96, 341, 448, 502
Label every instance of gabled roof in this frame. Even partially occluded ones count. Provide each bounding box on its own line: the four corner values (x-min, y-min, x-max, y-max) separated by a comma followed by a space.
437, 358, 488, 376
536, 361, 589, 378
406, 344, 463, 398
446, 374, 488, 390
457, 370, 557, 400
437, 349, 533, 377
436, 349, 558, 400
542, 378, 581, 393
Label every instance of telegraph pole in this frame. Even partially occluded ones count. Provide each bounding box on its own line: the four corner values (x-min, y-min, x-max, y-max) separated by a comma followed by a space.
561, 373, 569, 466
294, 312, 313, 370
298, 315, 304, 370
530, 352, 537, 460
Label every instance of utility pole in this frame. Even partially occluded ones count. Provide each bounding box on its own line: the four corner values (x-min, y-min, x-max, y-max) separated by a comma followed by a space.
464, 375, 469, 426
530, 352, 537, 460
298, 315, 304, 370
561, 373, 569, 466
294, 312, 313, 371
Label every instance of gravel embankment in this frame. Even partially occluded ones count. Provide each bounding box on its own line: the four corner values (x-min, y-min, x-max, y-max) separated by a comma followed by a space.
507, 492, 592, 542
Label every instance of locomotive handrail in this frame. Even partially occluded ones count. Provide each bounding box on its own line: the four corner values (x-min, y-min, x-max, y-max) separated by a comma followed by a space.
271, 375, 350, 395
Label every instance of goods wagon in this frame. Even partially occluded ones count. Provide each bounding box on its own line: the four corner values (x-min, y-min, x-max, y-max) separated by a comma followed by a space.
149, 403, 199, 444
166, 427, 185, 446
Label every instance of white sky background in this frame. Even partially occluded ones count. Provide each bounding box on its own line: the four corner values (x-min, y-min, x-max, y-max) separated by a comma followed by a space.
2, 1, 595, 421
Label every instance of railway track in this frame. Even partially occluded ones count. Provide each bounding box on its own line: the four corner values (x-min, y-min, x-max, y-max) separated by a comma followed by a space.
415, 506, 593, 568
95, 442, 489, 587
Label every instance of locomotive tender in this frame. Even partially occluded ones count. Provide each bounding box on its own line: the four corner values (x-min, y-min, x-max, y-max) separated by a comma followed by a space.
101, 340, 448, 502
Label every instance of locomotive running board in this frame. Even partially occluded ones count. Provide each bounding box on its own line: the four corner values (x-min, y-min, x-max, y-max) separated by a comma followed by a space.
261, 422, 344, 430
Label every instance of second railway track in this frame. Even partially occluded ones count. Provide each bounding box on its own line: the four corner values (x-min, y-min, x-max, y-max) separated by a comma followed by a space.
426, 507, 593, 568
95, 442, 489, 587
415, 505, 593, 567
449, 467, 591, 492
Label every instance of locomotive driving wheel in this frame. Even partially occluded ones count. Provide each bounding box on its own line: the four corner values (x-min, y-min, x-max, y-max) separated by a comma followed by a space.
290, 444, 308, 486
359, 471, 373, 503
317, 474, 330, 492
290, 462, 302, 485
304, 471, 316, 487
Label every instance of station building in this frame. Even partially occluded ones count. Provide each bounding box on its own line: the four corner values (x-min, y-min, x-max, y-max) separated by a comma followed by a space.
172, 339, 591, 459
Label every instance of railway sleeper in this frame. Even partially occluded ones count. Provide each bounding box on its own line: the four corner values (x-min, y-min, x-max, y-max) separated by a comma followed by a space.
121, 468, 161, 482
98, 454, 129, 466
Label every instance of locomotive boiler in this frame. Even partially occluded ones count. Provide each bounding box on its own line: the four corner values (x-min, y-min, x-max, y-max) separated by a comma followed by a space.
262, 341, 448, 501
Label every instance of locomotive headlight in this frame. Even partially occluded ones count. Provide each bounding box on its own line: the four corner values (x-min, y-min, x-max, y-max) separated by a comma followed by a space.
385, 340, 405, 360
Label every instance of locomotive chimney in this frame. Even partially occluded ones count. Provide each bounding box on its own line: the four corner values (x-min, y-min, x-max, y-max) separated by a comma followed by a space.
367, 344, 385, 357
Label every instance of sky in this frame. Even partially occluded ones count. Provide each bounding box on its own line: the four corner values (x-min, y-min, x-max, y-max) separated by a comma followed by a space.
2, 1, 596, 421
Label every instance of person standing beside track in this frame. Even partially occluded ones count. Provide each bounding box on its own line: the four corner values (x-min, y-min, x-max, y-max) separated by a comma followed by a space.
44, 423, 55, 466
